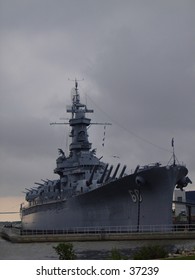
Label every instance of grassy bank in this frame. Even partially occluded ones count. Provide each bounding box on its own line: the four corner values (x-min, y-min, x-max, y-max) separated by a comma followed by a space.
167, 255, 195, 260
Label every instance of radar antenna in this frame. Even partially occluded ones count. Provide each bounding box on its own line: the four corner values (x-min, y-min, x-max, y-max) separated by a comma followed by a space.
68, 77, 84, 87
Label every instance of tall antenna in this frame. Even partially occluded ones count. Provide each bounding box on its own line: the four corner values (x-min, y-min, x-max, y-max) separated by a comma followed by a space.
68, 78, 84, 107
172, 137, 176, 165
167, 138, 179, 166
68, 78, 84, 91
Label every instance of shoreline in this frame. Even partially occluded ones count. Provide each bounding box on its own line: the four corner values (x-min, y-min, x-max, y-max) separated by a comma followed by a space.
1, 226, 195, 243
1, 227, 195, 260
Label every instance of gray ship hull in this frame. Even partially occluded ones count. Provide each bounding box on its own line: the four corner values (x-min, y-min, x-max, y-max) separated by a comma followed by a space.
21, 164, 187, 231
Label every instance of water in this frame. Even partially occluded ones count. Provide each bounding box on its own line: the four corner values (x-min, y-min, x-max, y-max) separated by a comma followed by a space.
1, 223, 195, 259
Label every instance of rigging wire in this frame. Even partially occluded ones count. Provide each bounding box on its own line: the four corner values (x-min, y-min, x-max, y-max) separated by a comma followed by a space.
102, 125, 106, 147
85, 93, 172, 154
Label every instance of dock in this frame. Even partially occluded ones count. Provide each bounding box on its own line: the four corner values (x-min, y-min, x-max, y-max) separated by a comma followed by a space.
1, 224, 195, 243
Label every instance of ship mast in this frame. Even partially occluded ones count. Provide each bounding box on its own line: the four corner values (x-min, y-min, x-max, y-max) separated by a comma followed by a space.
50, 79, 111, 157
67, 79, 93, 154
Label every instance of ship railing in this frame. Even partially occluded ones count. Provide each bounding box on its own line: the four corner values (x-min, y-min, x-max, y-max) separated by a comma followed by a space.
20, 223, 195, 235
135, 161, 186, 171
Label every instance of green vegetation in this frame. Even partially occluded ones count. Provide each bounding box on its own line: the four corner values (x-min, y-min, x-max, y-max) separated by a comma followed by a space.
108, 248, 127, 260
53, 242, 76, 260
168, 255, 195, 260
133, 245, 168, 260
53, 242, 195, 260
108, 246, 169, 260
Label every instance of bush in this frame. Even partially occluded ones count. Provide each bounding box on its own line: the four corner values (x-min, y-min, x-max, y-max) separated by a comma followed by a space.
111, 248, 122, 260
108, 248, 127, 260
133, 245, 168, 260
53, 242, 76, 260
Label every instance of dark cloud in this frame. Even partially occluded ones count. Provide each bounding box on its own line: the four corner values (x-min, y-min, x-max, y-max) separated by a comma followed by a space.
0, 0, 194, 198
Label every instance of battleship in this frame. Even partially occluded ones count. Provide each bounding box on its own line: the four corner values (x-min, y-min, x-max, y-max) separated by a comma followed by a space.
21, 80, 192, 231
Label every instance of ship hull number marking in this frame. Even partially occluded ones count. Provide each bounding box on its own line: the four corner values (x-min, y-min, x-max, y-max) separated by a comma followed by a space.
128, 189, 142, 203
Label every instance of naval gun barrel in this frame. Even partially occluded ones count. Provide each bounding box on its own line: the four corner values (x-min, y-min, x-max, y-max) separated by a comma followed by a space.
86, 165, 97, 186
41, 179, 48, 183
105, 165, 113, 182
134, 165, 140, 174
34, 182, 44, 186
119, 165, 127, 178
46, 179, 53, 182
98, 164, 109, 184
112, 163, 120, 179
31, 188, 38, 191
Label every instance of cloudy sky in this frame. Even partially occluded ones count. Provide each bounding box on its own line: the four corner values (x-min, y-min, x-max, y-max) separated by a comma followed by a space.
0, 0, 195, 218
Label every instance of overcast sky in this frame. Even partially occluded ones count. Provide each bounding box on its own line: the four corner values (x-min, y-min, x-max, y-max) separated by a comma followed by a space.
0, 0, 195, 206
